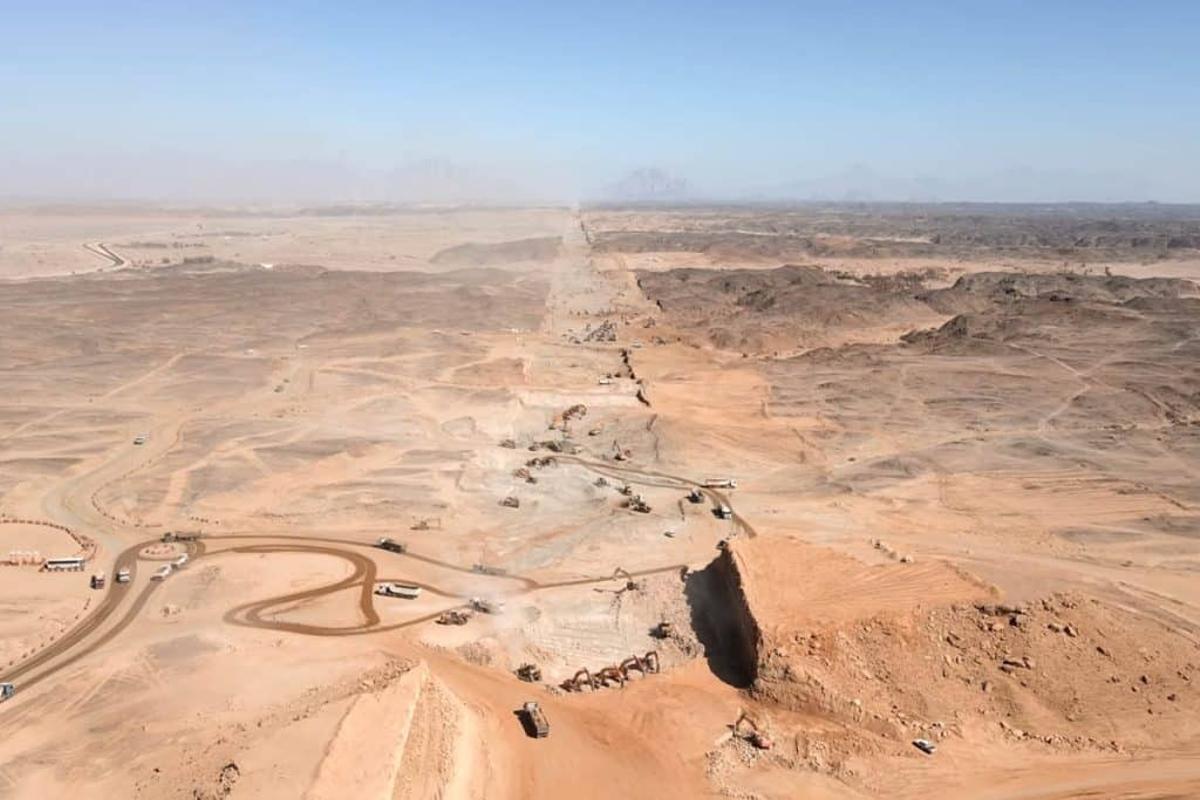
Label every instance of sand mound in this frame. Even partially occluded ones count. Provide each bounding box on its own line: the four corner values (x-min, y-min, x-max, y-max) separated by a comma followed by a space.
307, 660, 487, 799
431, 236, 563, 266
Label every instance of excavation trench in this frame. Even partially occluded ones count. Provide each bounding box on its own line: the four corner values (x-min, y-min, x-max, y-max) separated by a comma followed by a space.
684, 545, 760, 688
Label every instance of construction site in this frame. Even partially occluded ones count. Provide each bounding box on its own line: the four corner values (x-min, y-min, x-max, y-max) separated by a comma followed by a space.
1, 202, 1200, 799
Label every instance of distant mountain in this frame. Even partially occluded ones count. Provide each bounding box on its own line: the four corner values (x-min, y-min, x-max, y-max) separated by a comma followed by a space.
597, 167, 692, 202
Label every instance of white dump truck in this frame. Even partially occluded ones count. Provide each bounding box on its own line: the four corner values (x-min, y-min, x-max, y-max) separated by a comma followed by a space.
172, 554, 189, 569
116, 568, 131, 583
151, 565, 171, 581
715, 503, 734, 520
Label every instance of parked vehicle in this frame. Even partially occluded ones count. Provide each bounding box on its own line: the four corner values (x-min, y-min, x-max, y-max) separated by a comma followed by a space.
375, 582, 422, 599
151, 565, 171, 581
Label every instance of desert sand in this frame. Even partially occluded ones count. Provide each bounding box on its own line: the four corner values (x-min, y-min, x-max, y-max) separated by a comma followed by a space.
1, 203, 1199, 798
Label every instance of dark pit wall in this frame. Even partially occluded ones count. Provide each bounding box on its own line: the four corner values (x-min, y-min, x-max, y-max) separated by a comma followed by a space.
684, 546, 760, 688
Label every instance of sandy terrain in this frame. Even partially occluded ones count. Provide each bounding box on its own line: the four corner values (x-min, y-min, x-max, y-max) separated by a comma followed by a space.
1, 204, 1199, 798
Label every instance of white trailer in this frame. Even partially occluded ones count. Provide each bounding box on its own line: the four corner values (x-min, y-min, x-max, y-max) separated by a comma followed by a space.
375, 582, 422, 599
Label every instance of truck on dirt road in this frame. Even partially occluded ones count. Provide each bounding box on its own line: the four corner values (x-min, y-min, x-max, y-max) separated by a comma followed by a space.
376, 537, 407, 554
375, 582, 422, 599
521, 701, 549, 738
0, 683, 14, 703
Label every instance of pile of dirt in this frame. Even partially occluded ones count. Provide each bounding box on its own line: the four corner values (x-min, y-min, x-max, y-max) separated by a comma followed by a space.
430, 236, 562, 266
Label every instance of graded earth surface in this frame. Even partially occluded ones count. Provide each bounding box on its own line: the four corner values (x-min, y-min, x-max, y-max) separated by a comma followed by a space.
2, 203, 1200, 799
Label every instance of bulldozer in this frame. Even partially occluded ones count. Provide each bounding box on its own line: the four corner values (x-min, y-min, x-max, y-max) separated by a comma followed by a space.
732, 710, 774, 750
436, 609, 472, 626
500, 496, 520, 509
625, 495, 651, 513
516, 663, 542, 683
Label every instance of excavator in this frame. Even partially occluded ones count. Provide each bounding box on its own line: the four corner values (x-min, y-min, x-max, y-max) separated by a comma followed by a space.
732, 710, 773, 750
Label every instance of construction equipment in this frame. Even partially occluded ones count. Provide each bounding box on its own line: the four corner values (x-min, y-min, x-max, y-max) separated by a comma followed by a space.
516, 663, 542, 682
562, 667, 596, 692
173, 554, 189, 569
472, 563, 508, 577
562, 652, 660, 692
687, 488, 704, 504
376, 537, 407, 554
611, 440, 632, 462
653, 621, 674, 639
376, 582, 422, 599
133, 435, 147, 446
521, 701, 550, 738
625, 495, 651, 513
702, 478, 738, 489
116, 568, 131, 583
410, 517, 439, 531
0, 683, 14, 702
90, 573, 105, 590
595, 666, 626, 688
500, 496, 520, 509
470, 597, 504, 614
618, 483, 633, 496
913, 738, 937, 755
550, 404, 588, 432
150, 564, 171, 581
436, 609, 471, 626
613, 567, 640, 592
714, 503, 733, 520
499, 438, 517, 449
162, 531, 201, 544
732, 711, 774, 750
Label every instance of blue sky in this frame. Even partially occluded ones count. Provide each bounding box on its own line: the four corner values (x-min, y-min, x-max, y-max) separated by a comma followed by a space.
2, 1, 1198, 202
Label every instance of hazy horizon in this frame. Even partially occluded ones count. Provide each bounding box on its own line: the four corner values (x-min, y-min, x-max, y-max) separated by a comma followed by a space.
4, 1, 1198, 204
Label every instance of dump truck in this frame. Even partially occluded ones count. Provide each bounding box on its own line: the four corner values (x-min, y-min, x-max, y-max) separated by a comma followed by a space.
90, 573, 106, 590
172, 554, 189, 569
521, 701, 550, 738
0, 683, 14, 703
714, 503, 733, 520
133, 435, 147, 446
150, 565, 171, 581
116, 568, 131, 584
375, 582, 422, 599
376, 537, 407, 554
686, 488, 704, 503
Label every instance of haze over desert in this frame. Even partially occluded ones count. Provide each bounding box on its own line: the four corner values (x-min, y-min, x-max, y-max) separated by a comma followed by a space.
5, 2, 1200, 797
